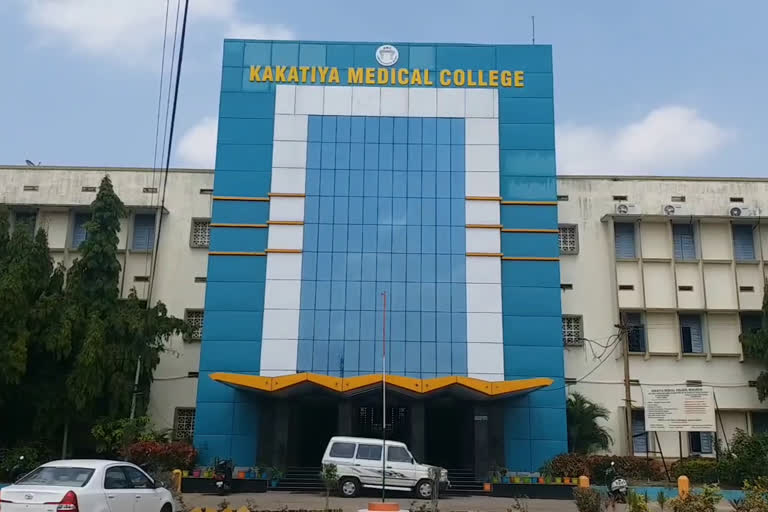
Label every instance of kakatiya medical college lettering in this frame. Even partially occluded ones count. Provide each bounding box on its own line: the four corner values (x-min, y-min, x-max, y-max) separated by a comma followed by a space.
249, 66, 525, 88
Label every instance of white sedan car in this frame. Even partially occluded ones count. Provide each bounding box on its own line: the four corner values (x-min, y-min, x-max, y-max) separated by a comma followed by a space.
0, 459, 175, 512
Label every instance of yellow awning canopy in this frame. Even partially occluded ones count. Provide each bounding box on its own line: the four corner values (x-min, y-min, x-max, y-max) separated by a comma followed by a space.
210, 372, 552, 400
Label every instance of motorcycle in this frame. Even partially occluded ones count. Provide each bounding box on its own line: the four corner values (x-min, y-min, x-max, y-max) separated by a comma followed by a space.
605, 461, 628, 503
213, 458, 234, 495
10, 456, 27, 482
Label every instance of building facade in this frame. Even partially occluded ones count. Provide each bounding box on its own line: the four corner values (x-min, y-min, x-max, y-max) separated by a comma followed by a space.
2, 41, 766, 478
3, 166, 768, 471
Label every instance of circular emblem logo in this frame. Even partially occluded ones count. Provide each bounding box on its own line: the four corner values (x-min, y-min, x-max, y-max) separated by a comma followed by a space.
376, 45, 399, 67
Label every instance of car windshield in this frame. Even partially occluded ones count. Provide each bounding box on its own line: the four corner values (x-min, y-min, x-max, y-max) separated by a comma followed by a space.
16, 467, 94, 487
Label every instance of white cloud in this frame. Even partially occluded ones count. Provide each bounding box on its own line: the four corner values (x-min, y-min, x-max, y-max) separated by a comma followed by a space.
557, 106, 727, 174
177, 117, 217, 168
228, 22, 296, 40
22, 0, 293, 62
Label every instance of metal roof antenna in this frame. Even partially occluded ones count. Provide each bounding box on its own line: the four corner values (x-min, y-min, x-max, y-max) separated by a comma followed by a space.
531, 16, 536, 45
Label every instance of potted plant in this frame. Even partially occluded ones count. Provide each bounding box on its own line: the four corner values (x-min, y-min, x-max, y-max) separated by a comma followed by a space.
500, 468, 510, 484
182, 470, 190, 477
555, 476, 562, 484
192, 468, 200, 478
269, 467, 283, 488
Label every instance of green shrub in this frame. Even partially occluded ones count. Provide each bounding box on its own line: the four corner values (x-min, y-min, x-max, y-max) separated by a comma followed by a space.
0, 443, 53, 481
670, 458, 719, 484
573, 486, 602, 512
718, 430, 768, 486
542, 454, 664, 484
739, 477, 768, 512
627, 490, 650, 512
121, 441, 197, 471
667, 485, 721, 512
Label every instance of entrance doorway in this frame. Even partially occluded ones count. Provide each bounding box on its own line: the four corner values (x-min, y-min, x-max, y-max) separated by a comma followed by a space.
292, 400, 337, 466
425, 401, 474, 470
355, 405, 411, 444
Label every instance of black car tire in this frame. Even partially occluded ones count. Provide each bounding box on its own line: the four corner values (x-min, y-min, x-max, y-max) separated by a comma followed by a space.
339, 477, 360, 498
415, 479, 433, 499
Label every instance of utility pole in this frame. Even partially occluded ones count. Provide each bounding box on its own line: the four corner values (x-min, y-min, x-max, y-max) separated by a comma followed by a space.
619, 313, 634, 455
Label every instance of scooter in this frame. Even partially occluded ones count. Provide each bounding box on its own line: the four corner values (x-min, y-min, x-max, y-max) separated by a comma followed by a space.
605, 461, 628, 503
10, 456, 27, 482
213, 458, 234, 495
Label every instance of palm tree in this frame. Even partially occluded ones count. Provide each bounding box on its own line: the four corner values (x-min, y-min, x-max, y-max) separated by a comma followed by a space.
567, 392, 613, 454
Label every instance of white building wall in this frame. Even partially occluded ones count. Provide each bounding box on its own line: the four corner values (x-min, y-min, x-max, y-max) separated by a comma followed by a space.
558, 176, 768, 458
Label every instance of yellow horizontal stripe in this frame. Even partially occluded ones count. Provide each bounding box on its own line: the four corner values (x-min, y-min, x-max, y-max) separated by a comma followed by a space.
502, 256, 560, 261
465, 196, 502, 201
212, 196, 269, 202
466, 224, 503, 229
265, 248, 302, 254
267, 220, 305, 226
466, 252, 503, 257
210, 372, 553, 398
268, 192, 306, 198
501, 201, 558, 206
501, 228, 559, 233
209, 223, 267, 228
209, 251, 266, 256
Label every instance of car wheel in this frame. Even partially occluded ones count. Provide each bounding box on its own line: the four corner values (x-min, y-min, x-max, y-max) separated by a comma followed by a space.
415, 479, 433, 499
161, 504, 172, 512
339, 477, 360, 498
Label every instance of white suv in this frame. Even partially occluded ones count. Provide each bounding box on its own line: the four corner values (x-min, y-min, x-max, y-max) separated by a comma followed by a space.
321, 436, 449, 499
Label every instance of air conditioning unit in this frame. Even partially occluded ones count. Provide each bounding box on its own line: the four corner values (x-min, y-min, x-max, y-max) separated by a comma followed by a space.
728, 205, 759, 217
615, 203, 640, 215
662, 203, 690, 216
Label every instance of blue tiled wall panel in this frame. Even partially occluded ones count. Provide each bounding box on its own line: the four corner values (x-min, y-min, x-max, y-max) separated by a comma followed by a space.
205, 282, 266, 311
502, 286, 561, 316
215, 145, 273, 172
497, 73, 553, 98
271, 42, 299, 66
221, 67, 244, 92
503, 346, 564, 377
219, 92, 275, 119
199, 341, 262, 372
501, 261, 559, 287
501, 233, 558, 258
218, 118, 274, 145
500, 177, 557, 201
210, 226, 267, 253
501, 205, 558, 229
496, 45, 553, 72
211, 201, 270, 225
213, 171, 271, 197
498, 99, 554, 124
208, 256, 267, 282
503, 315, 562, 346
500, 150, 557, 176
223, 41, 244, 67
499, 124, 555, 151
202, 311, 264, 341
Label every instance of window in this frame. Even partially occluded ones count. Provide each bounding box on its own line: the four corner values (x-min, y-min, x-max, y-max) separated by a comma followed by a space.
752, 412, 768, 434
680, 314, 704, 353
689, 432, 714, 454
387, 445, 412, 463
614, 223, 636, 259
356, 444, 382, 461
558, 225, 578, 254
624, 312, 646, 352
71, 212, 90, 248
732, 224, 756, 261
17, 467, 94, 487
673, 224, 696, 260
562, 316, 583, 346
632, 410, 648, 454
124, 466, 153, 489
173, 407, 195, 441
184, 309, 204, 341
329, 442, 356, 458
741, 313, 762, 336
132, 213, 156, 251
190, 219, 211, 248
14, 211, 37, 235
104, 467, 131, 489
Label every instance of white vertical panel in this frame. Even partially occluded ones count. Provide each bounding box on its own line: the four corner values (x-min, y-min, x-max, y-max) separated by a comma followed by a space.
380, 87, 409, 116
352, 87, 381, 115
272, 141, 307, 168
265, 253, 303, 280
264, 279, 302, 309
437, 88, 465, 117
465, 89, 494, 118
466, 229, 500, 253
275, 85, 296, 115
466, 145, 500, 173
273, 115, 308, 142
260, 340, 299, 376
267, 225, 304, 251
466, 118, 499, 145
408, 88, 437, 117
269, 197, 305, 221
466, 256, 501, 284
466, 172, 500, 197
294, 85, 324, 115
465, 201, 500, 225
323, 86, 353, 115
262, 309, 300, 340
271, 168, 306, 194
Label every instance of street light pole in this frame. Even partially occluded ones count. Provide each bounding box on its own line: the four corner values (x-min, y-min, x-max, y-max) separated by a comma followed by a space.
381, 291, 387, 502
619, 314, 634, 455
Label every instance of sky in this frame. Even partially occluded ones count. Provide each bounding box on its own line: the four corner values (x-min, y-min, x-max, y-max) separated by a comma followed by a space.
0, 0, 765, 177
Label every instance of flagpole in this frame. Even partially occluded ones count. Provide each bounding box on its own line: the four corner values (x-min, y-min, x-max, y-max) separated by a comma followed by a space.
381, 291, 387, 502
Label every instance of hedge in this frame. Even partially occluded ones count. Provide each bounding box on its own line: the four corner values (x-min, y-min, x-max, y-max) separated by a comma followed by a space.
541, 454, 665, 484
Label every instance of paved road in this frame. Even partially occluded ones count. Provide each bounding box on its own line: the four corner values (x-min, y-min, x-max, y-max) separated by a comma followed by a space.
180, 491, 736, 511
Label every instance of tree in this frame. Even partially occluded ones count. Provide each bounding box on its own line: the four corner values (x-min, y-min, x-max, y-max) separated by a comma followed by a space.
741, 280, 768, 401
567, 392, 613, 454
0, 175, 187, 455
320, 463, 338, 511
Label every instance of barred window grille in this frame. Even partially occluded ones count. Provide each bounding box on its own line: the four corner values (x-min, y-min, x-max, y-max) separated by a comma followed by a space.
559, 225, 578, 254
173, 408, 195, 441
562, 316, 583, 346
190, 219, 210, 248
185, 310, 204, 341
